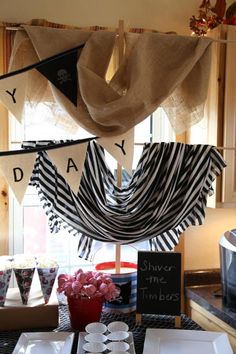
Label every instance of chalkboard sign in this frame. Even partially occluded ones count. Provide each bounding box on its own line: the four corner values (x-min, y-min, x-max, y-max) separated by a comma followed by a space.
136, 251, 181, 316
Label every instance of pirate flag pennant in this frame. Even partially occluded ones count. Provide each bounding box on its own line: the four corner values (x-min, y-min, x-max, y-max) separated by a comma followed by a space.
98, 128, 134, 176
0, 72, 28, 123
36, 47, 79, 106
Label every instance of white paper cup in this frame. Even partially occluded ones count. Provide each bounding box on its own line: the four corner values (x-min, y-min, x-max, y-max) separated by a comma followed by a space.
82, 342, 107, 353
107, 321, 129, 333
109, 351, 130, 354
107, 331, 129, 341
85, 322, 107, 334
85, 333, 107, 343
106, 341, 130, 352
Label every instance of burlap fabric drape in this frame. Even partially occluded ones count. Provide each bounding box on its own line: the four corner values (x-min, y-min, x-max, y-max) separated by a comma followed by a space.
9, 25, 213, 136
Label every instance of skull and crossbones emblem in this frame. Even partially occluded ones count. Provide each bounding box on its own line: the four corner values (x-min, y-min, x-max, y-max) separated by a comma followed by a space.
57, 69, 72, 84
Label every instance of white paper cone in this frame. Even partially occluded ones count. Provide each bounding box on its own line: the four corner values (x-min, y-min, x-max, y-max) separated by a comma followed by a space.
14, 267, 35, 305
0, 268, 12, 306
37, 266, 58, 304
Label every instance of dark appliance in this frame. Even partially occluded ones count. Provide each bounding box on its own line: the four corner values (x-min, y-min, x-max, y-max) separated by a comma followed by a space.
219, 229, 236, 312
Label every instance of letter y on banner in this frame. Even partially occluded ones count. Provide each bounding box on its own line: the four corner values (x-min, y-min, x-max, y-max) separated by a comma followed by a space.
0, 152, 36, 204
0, 72, 28, 123
98, 128, 134, 176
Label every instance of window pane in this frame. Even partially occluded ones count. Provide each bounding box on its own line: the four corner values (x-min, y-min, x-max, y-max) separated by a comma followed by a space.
9, 107, 174, 272
23, 206, 47, 254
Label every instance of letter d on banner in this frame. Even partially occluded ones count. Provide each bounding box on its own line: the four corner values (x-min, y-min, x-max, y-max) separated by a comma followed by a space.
0, 152, 37, 204
13, 167, 24, 182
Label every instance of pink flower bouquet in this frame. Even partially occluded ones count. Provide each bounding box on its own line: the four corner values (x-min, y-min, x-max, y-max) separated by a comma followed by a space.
57, 269, 120, 302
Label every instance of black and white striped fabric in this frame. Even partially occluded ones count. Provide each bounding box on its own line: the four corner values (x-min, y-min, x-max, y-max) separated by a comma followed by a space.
23, 140, 226, 261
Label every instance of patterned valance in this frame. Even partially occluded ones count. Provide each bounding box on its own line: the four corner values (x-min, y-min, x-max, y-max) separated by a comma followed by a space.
23, 141, 226, 261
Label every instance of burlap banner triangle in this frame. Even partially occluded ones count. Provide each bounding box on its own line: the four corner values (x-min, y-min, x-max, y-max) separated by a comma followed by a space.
98, 128, 134, 175
47, 142, 88, 195
0, 71, 28, 122
36, 47, 80, 106
0, 152, 36, 204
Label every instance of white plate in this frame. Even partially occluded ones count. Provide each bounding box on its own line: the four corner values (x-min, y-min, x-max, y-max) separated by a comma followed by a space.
107, 331, 129, 341
107, 321, 129, 333
12, 332, 74, 354
85, 322, 107, 334
77, 332, 136, 354
106, 341, 130, 351
143, 329, 233, 354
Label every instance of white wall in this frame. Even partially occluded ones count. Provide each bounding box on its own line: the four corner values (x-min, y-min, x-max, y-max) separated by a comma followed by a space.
0, 0, 201, 35
184, 208, 236, 270
1, 0, 236, 271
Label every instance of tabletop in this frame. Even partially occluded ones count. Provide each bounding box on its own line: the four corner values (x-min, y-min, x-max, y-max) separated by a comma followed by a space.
0, 304, 202, 354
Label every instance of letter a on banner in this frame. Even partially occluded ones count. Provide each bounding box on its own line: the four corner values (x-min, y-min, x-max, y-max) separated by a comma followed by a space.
0, 72, 28, 123
47, 142, 88, 195
0, 152, 37, 204
98, 128, 134, 175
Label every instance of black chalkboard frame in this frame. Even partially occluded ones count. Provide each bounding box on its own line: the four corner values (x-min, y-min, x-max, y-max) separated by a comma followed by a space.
136, 251, 182, 320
